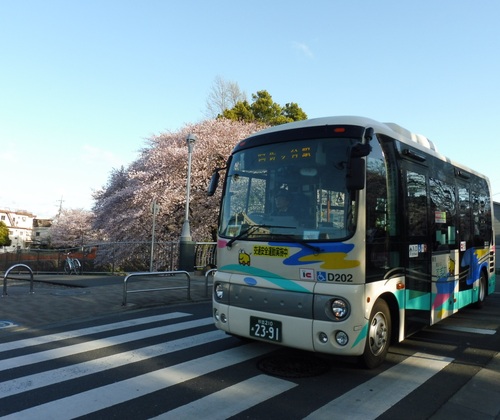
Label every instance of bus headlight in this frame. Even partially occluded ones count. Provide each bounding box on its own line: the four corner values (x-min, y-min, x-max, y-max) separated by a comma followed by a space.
214, 282, 230, 303
215, 283, 224, 299
329, 298, 350, 321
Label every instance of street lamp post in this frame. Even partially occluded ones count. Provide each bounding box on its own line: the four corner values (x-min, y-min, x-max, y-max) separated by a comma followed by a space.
150, 198, 159, 272
179, 133, 197, 271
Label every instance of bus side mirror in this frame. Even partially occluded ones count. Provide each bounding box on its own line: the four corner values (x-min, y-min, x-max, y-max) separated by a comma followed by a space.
346, 157, 365, 190
207, 172, 220, 196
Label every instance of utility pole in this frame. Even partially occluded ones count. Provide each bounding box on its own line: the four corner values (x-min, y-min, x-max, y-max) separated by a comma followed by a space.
56, 196, 65, 217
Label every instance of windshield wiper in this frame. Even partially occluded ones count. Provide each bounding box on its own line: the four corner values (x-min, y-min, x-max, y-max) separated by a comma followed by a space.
226, 224, 265, 248
270, 232, 322, 254
225, 225, 321, 254
226, 224, 292, 248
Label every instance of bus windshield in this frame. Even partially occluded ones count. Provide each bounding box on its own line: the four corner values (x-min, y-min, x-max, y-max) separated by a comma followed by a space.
219, 137, 360, 243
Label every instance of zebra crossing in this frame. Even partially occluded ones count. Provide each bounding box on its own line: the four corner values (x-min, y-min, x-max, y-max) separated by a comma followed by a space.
0, 311, 454, 419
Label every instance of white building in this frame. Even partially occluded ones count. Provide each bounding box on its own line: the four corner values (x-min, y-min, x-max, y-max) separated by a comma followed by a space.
0, 209, 36, 251
32, 218, 53, 248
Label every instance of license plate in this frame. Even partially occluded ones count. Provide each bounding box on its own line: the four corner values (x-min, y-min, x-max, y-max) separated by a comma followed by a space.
250, 316, 282, 342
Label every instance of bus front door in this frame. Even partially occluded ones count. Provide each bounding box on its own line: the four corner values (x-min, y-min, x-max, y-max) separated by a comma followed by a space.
402, 165, 432, 336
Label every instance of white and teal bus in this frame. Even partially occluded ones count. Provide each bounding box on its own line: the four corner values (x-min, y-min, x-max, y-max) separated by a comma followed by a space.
209, 116, 495, 368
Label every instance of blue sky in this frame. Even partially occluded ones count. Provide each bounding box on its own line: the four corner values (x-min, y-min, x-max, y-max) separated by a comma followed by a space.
1, 0, 499, 218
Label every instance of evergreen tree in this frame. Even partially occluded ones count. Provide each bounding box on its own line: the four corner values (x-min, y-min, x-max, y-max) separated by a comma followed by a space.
221, 90, 307, 125
0, 221, 11, 247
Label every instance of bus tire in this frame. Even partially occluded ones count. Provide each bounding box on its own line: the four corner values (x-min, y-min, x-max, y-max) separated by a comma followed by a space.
474, 271, 487, 309
360, 299, 391, 369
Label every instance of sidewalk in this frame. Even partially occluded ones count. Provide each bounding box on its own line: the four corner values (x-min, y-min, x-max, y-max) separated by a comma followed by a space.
0, 273, 212, 331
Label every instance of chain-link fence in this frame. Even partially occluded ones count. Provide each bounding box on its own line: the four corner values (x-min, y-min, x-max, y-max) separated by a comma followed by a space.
0, 241, 217, 274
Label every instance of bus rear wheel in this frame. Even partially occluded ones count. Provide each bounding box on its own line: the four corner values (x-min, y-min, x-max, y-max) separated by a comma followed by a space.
474, 271, 487, 309
360, 299, 391, 369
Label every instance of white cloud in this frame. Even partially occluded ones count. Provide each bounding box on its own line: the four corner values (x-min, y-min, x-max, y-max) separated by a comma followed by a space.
293, 41, 314, 59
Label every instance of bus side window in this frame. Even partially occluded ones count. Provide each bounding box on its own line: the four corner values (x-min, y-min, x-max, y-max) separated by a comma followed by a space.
366, 138, 389, 272
458, 186, 472, 245
430, 178, 456, 251
406, 171, 428, 237
472, 180, 492, 243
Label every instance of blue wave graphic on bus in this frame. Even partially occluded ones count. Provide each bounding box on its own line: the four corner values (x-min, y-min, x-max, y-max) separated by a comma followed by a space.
461, 248, 488, 285
274, 242, 359, 269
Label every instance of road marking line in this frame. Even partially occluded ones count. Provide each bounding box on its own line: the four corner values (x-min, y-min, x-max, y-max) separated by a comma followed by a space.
153, 374, 297, 419
0, 317, 212, 371
305, 352, 453, 420
0, 312, 191, 353
0, 321, 17, 330
2, 343, 275, 420
437, 325, 496, 335
0, 330, 227, 398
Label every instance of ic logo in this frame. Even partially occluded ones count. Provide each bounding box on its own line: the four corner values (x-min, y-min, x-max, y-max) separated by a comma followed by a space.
300, 268, 314, 280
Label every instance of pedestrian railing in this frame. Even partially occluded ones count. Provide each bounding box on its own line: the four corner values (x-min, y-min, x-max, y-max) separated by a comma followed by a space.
122, 270, 191, 306
2, 264, 34, 297
204, 268, 216, 297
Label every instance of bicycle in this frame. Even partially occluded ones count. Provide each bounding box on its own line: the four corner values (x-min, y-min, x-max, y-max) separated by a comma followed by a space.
64, 253, 82, 275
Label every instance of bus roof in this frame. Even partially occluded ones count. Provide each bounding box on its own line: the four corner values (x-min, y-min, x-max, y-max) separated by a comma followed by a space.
246, 115, 436, 149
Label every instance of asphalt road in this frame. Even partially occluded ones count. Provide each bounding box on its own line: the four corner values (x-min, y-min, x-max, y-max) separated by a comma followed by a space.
0, 273, 498, 418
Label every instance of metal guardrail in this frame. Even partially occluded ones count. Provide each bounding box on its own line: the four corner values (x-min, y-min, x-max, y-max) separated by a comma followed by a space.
205, 268, 216, 298
2, 264, 34, 296
122, 270, 191, 306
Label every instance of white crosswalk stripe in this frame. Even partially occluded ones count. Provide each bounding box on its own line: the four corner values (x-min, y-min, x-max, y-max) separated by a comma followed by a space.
0, 316, 212, 371
0, 329, 225, 398
2, 342, 276, 419
152, 374, 297, 420
305, 352, 453, 420
0, 312, 191, 353
0, 311, 457, 419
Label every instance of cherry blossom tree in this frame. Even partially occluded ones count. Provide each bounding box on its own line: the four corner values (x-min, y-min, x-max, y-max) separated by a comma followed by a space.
92, 165, 144, 242
50, 208, 98, 248
92, 118, 263, 267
